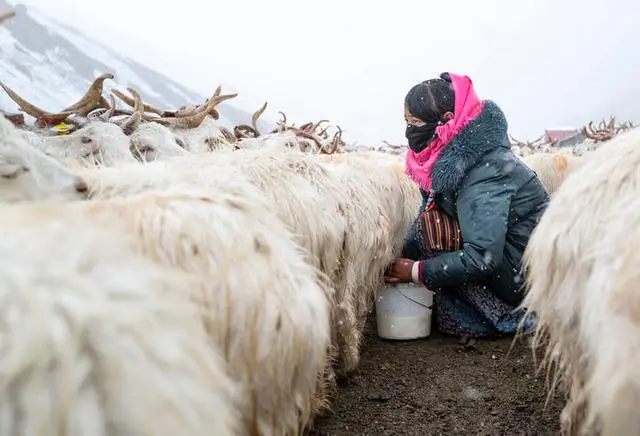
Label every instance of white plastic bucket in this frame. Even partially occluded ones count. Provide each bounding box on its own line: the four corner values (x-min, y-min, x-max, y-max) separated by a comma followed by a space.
375, 283, 434, 340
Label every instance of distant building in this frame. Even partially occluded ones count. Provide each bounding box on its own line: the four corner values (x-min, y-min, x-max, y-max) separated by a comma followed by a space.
543, 127, 586, 149
544, 127, 578, 143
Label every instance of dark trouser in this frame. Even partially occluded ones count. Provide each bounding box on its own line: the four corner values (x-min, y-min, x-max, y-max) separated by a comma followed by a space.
404, 207, 534, 338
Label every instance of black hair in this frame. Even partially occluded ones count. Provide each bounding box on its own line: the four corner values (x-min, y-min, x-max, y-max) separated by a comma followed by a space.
404, 72, 455, 123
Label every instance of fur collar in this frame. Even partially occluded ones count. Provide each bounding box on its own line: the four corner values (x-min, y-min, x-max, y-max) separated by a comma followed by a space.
430, 100, 510, 193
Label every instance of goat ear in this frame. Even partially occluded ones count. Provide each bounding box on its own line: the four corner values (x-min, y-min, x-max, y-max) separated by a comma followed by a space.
0, 161, 22, 178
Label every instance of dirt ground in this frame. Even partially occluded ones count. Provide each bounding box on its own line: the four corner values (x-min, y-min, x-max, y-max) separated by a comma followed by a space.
310, 315, 565, 436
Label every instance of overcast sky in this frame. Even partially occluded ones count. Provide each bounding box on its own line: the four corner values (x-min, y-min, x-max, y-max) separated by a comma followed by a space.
17, 0, 640, 145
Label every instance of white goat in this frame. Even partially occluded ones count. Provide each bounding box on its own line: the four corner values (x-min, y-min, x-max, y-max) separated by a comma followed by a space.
79, 152, 342, 413
12, 117, 136, 167
19, 119, 192, 166
234, 130, 298, 151
172, 116, 236, 153
520, 150, 588, 195
235, 130, 328, 154
0, 115, 89, 201
10, 86, 190, 166
0, 201, 242, 436
84, 148, 418, 380
108, 87, 203, 160
318, 150, 422, 355
39, 121, 137, 166
128, 122, 190, 161
522, 127, 640, 435
68, 180, 333, 436
0, 74, 138, 167
110, 86, 238, 154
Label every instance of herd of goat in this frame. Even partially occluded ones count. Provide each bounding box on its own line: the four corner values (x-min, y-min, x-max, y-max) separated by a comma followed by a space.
0, 44, 638, 435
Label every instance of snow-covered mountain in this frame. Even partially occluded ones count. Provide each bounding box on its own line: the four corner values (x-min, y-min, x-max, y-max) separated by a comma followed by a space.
0, 1, 271, 132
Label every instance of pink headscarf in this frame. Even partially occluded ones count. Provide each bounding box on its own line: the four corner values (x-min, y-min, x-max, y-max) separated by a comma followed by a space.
405, 73, 485, 192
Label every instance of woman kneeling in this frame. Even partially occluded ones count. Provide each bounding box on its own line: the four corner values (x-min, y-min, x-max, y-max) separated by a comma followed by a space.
386, 72, 548, 340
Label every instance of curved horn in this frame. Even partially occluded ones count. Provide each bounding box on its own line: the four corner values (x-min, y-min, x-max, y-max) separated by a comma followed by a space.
62, 73, 115, 115
278, 111, 288, 126
110, 88, 164, 115
173, 85, 227, 119
298, 122, 314, 133
508, 134, 524, 146
318, 125, 330, 138
251, 101, 267, 135
312, 119, 330, 132
118, 87, 143, 135
0, 80, 73, 124
292, 129, 323, 152
277, 111, 289, 129
580, 121, 612, 143
322, 125, 343, 154
269, 111, 290, 134
150, 92, 238, 129
205, 92, 238, 120
97, 95, 110, 108
150, 108, 208, 129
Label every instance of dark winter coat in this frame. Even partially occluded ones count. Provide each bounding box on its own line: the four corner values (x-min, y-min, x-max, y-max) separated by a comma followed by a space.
402, 101, 549, 306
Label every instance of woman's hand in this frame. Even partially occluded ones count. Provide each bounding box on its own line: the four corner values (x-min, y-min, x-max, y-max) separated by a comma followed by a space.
384, 258, 416, 284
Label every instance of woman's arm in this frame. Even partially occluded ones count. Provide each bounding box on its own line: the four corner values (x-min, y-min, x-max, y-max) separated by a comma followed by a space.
415, 168, 517, 288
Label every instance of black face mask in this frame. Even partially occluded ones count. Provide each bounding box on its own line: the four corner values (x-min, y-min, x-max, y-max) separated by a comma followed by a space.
405, 122, 438, 153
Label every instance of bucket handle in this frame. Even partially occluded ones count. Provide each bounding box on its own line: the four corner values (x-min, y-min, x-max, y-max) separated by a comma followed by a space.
395, 287, 433, 310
